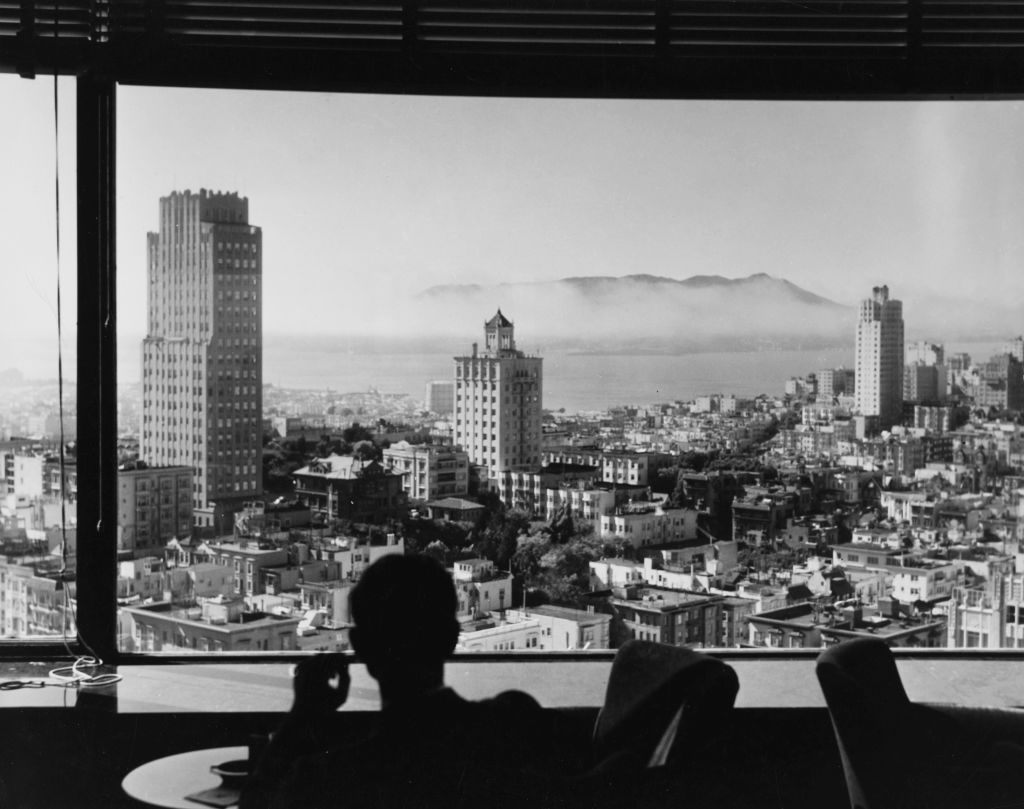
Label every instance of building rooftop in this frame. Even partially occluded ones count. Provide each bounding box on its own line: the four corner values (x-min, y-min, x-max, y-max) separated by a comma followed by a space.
426, 497, 484, 511
203, 540, 285, 556
593, 557, 640, 567
834, 542, 904, 554
123, 601, 300, 632
524, 604, 609, 624
485, 309, 513, 329
612, 587, 719, 610
295, 454, 386, 480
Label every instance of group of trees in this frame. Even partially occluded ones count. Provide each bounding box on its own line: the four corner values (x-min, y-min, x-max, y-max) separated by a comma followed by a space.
401, 496, 637, 609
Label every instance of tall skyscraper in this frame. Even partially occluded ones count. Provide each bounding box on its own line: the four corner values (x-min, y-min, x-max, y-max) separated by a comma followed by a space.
855, 285, 904, 430
453, 311, 542, 483
141, 189, 262, 529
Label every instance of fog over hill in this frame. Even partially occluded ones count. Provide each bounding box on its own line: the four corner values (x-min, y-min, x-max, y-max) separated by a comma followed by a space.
117, 273, 1019, 372
407, 273, 1019, 353
416, 273, 853, 352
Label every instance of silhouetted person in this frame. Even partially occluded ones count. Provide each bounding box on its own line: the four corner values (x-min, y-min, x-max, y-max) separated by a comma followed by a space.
242, 554, 579, 809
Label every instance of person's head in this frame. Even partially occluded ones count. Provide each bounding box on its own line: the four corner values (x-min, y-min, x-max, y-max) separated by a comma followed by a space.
349, 554, 459, 692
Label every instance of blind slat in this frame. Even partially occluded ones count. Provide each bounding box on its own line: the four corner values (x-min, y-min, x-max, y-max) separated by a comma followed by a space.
2, 0, 1024, 89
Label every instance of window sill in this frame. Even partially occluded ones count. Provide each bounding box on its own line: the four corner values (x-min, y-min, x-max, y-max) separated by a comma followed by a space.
1, 655, 1022, 713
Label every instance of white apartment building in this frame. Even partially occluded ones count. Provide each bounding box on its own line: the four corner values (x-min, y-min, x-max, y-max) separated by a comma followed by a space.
505, 605, 611, 650
453, 311, 542, 483
457, 618, 541, 651
890, 561, 959, 606
599, 504, 698, 546
451, 558, 513, 619
602, 453, 650, 486
382, 441, 469, 501
855, 285, 905, 430
544, 485, 618, 524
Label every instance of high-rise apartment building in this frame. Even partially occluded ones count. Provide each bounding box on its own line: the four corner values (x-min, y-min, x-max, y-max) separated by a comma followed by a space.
855, 285, 904, 430
140, 189, 262, 529
453, 311, 542, 484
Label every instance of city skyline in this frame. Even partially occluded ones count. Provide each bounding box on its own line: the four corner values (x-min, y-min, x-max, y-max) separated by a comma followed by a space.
4, 81, 1024, 379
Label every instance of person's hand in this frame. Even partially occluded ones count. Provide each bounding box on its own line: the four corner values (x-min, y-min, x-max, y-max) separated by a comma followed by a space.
290, 654, 350, 716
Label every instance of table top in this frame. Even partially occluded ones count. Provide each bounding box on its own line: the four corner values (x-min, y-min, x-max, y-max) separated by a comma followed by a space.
122, 746, 248, 809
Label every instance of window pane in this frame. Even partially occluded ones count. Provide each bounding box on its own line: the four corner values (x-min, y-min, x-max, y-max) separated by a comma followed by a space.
0, 75, 78, 640
117, 86, 1024, 654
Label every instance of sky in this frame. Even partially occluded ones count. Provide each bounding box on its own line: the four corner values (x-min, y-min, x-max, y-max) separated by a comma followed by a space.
3, 77, 1024, 379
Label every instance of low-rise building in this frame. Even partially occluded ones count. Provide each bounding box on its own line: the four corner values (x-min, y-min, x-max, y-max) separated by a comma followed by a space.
890, 560, 958, 607
608, 586, 724, 648
382, 441, 470, 502
0, 558, 74, 638
832, 542, 906, 569
120, 597, 302, 652
544, 482, 626, 525
748, 602, 945, 648
731, 488, 797, 544
116, 556, 169, 604
505, 605, 611, 650
600, 504, 698, 546
946, 569, 1024, 649
496, 464, 602, 515
199, 540, 290, 598
451, 558, 513, 620
307, 533, 404, 581
293, 454, 407, 524
297, 579, 356, 628
424, 497, 486, 522
117, 463, 193, 558
599, 451, 673, 487
457, 617, 541, 652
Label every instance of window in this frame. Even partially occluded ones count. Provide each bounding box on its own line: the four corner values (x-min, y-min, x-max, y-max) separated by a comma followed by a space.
0, 75, 77, 642
2, 4, 1023, 670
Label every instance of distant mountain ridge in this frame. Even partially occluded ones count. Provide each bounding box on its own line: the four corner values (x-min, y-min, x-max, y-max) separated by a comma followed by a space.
421, 272, 846, 309
416, 272, 851, 353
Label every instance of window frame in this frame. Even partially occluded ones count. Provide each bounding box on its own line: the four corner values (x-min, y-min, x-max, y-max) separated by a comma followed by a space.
2, 2, 1023, 664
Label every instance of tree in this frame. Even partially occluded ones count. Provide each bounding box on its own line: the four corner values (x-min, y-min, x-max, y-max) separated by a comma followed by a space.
681, 450, 713, 471
352, 440, 382, 462
547, 504, 574, 544
511, 533, 550, 581
343, 422, 373, 444
652, 466, 681, 495
473, 508, 529, 569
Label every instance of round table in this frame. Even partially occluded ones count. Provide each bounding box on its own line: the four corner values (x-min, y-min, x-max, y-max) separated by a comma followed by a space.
122, 746, 248, 808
